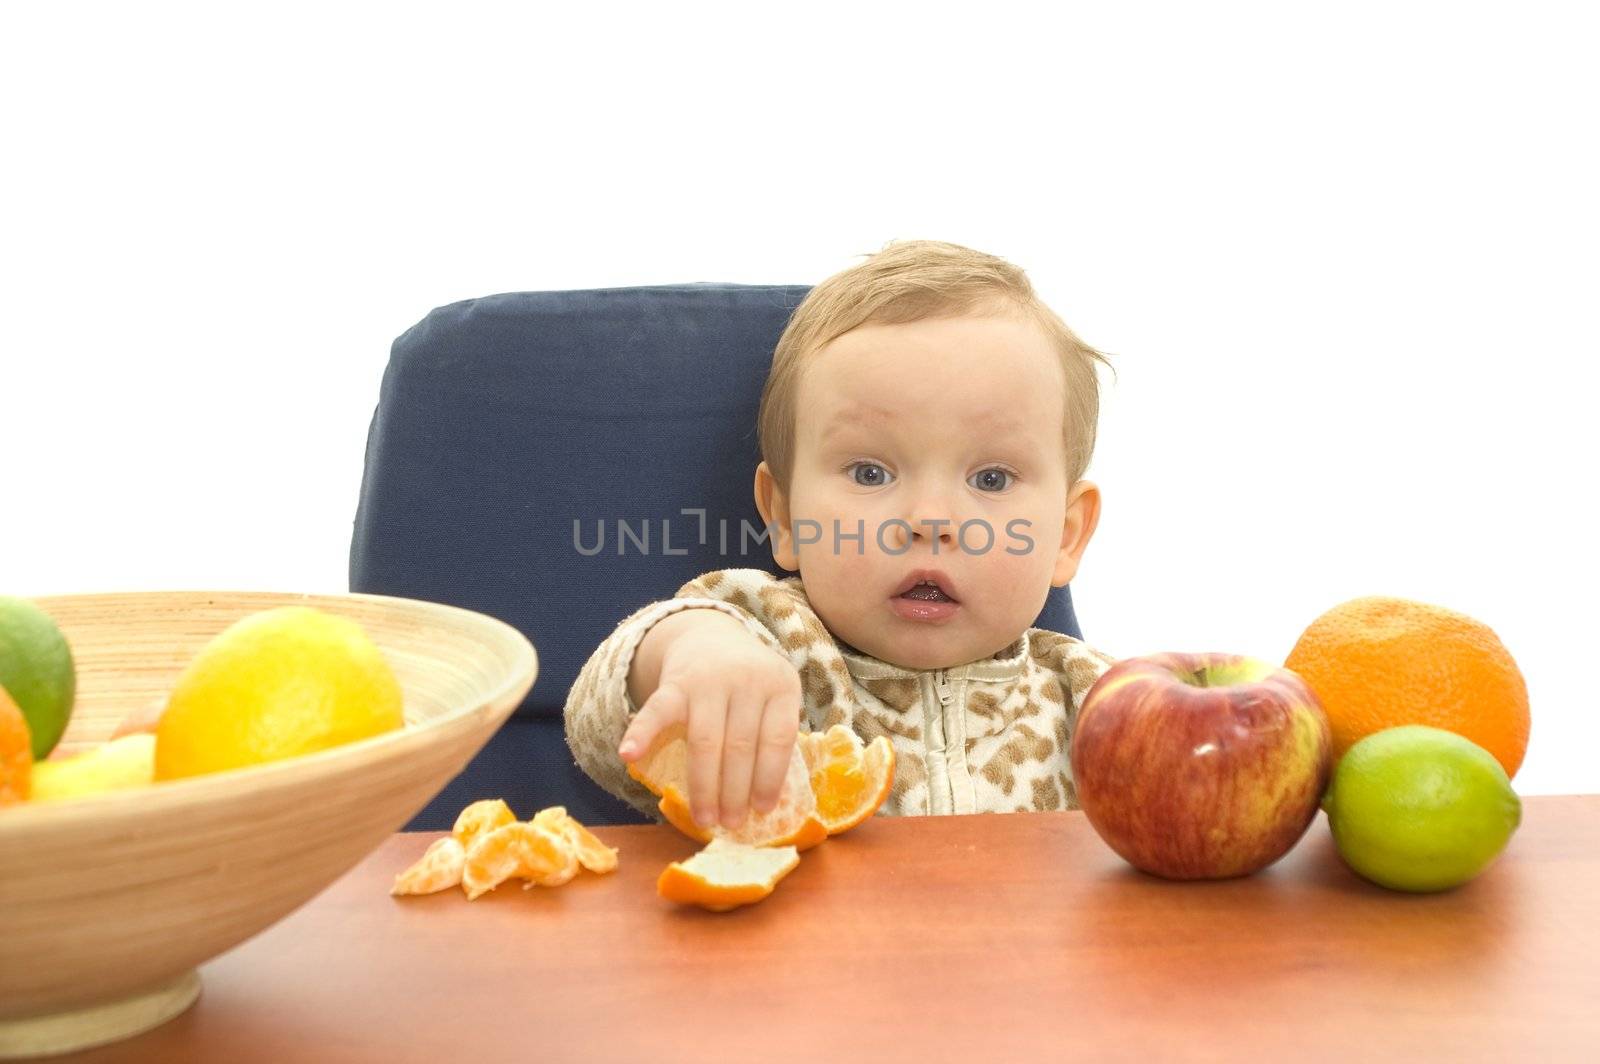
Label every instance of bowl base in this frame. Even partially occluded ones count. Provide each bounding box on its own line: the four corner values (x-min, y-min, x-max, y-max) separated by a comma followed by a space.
0, 969, 200, 1059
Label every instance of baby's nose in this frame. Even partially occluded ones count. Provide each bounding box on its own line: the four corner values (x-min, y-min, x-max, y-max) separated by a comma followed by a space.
890, 504, 961, 549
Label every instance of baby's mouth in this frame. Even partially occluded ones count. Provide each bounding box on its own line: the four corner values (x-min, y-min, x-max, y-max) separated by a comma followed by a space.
897, 582, 955, 604
889, 572, 962, 624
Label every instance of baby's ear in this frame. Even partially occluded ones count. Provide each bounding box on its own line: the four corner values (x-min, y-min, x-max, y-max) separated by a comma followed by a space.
1052, 480, 1102, 586
753, 462, 800, 571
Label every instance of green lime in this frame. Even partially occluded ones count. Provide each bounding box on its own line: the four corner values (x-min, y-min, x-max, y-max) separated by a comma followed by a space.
1325, 724, 1521, 892
0, 596, 77, 759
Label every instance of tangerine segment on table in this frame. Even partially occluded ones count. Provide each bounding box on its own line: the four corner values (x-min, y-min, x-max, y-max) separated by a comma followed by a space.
463, 821, 583, 898
627, 721, 828, 849
461, 821, 530, 899
391, 836, 467, 896
392, 802, 617, 900
656, 836, 801, 912
452, 798, 517, 851
532, 805, 620, 873
519, 820, 582, 887
1283, 596, 1530, 778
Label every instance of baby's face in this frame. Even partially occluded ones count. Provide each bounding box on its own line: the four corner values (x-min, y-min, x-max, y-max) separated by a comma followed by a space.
756, 311, 1096, 670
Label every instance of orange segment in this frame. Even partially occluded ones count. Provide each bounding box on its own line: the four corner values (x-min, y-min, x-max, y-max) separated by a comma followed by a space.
798, 724, 895, 835
461, 822, 527, 899
391, 836, 466, 896
627, 722, 827, 849
461, 821, 579, 898
395, 804, 616, 901
452, 798, 517, 851
532, 806, 619, 874
656, 836, 801, 912
517, 821, 581, 888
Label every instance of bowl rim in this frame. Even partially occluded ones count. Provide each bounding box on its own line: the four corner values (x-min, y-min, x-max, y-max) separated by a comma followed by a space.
0, 589, 538, 831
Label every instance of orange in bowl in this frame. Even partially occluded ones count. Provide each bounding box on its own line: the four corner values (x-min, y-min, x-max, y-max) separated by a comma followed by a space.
0, 688, 31, 806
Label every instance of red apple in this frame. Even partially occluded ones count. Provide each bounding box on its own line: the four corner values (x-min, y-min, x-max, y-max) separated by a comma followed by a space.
1070, 652, 1332, 879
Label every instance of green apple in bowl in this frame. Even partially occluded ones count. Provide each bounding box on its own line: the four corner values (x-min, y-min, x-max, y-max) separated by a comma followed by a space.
1070, 652, 1332, 879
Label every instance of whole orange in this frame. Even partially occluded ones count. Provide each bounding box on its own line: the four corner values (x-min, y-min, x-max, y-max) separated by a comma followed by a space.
1283, 596, 1529, 779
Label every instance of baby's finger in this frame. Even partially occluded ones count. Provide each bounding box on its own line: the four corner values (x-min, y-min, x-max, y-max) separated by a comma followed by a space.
717, 689, 767, 829
750, 689, 801, 814
685, 687, 727, 830
618, 681, 686, 762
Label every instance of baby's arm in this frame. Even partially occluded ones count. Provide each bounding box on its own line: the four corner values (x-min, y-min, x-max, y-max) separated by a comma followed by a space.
1045, 633, 1120, 809
621, 607, 803, 828
561, 569, 802, 817
1063, 638, 1119, 718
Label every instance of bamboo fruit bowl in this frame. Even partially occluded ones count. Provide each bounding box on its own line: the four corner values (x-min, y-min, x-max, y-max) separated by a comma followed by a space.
0, 590, 538, 1058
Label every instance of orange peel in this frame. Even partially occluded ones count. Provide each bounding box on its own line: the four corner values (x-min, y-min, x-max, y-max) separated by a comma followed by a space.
626, 722, 828, 851
656, 836, 801, 912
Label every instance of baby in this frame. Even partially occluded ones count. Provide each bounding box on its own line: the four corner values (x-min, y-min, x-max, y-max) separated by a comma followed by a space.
563, 239, 1118, 830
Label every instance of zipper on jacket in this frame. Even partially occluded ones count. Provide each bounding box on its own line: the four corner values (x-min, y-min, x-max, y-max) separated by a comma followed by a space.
932, 668, 958, 814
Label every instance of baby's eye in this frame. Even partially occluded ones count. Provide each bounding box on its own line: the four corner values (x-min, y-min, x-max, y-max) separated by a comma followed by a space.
969, 467, 1014, 492
848, 462, 893, 487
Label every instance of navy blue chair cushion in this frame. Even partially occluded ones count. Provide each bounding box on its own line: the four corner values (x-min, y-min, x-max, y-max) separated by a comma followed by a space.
350, 283, 1083, 827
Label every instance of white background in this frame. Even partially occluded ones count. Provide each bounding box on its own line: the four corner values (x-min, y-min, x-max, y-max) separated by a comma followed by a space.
3, 3, 1594, 795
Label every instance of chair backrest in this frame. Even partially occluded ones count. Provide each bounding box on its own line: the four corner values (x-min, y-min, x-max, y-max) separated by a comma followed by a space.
350, 283, 1082, 722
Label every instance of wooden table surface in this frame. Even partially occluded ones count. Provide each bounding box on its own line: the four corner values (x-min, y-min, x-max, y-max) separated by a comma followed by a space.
64, 795, 1600, 1062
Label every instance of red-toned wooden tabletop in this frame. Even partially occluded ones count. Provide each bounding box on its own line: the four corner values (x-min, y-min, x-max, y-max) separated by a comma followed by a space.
64, 795, 1600, 1062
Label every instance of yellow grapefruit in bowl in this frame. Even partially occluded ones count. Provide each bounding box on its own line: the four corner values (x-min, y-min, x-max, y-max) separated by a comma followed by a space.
154, 605, 404, 780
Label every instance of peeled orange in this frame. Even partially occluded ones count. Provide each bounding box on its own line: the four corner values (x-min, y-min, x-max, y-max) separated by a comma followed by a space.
799, 724, 895, 835
626, 722, 829, 851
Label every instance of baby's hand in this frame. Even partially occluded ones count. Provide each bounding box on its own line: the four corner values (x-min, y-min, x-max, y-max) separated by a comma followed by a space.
618, 614, 802, 830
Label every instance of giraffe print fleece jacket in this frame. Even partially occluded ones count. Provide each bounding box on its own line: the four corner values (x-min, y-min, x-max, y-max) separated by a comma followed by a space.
563, 568, 1120, 820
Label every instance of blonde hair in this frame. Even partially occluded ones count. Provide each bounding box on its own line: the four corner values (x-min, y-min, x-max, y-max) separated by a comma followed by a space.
757, 238, 1115, 494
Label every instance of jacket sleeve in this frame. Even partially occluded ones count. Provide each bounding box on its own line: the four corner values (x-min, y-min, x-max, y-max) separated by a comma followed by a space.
561, 568, 812, 818
1065, 639, 1119, 722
